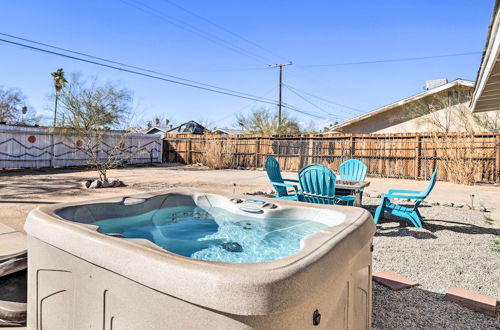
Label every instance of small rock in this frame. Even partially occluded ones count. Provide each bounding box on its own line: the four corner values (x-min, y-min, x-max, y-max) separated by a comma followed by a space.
101, 180, 113, 188
81, 180, 91, 189
476, 206, 487, 212
463, 205, 473, 210
373, 194, 382, 198
108, 178, 122, 187
89, 180, 101, 189
431, 202, 440, 206
245, 191, 265, 196
454, 203, 464, 208
441, 202, 453, 207
266, 189, 275, 195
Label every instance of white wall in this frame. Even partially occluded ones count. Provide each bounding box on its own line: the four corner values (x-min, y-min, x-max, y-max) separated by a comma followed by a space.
0, 125, 162, 169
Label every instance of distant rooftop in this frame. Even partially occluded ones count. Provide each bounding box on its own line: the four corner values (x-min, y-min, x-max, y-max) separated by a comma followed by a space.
213, 128, 245, 135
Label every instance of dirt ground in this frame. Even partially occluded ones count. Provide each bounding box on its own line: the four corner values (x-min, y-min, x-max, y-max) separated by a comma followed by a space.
1, 163, 498, 232
1, 164, 499, 327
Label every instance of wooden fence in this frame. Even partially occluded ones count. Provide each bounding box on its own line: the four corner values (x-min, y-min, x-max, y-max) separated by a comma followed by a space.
163, 132, 500, 183
0, 125, 162, 169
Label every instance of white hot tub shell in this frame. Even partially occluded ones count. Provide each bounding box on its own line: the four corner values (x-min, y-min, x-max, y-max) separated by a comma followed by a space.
24, 190, 376, 329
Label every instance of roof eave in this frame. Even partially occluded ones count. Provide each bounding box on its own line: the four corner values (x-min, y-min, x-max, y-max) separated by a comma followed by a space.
471, 0, 500, 113
331, 80, 474, 130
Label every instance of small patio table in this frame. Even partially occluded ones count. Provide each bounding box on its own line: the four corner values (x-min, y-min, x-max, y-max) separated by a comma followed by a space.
335, 180, 370, 207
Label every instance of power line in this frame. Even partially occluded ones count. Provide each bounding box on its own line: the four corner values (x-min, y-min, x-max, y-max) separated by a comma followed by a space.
211, 86, 278, 126
281, 104, 330, 120
0, 37, 282, 105
0, 34, 330, 122
160, 0, 285, 61
284, 83, 365, 114
0, 32, 278, 103
294, 51, 481, 68
120, 0, 271, 64
283, 84, 343, 120
179, 51, 481, 72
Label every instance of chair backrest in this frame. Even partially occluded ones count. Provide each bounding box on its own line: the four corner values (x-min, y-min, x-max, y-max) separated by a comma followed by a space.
339, 159, 368, 182
298, 164, 337, 204
265, 156, 287, 197
421, 166, 438, 198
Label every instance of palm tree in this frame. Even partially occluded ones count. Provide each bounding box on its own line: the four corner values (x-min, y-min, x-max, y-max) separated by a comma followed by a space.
51, 68, 67, 127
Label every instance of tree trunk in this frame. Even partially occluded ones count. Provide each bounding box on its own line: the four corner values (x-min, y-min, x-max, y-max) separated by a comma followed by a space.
53, 92, 58, 128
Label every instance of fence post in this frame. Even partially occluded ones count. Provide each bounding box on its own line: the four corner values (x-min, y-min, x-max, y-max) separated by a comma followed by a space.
414, 136, 421, 180
255, 137, 260, 168
496, 135, 500, 183
350, 136, 355, 158
307, 136, 314, 164
187, 139, 192, 164
162, 139, 168, 163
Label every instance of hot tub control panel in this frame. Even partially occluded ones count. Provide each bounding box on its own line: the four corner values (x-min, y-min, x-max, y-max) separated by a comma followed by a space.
230, 198, 278, 213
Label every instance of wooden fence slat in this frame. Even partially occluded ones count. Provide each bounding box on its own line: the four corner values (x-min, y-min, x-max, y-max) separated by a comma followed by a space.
163, 132, 500, 183
496, 135, 500, 182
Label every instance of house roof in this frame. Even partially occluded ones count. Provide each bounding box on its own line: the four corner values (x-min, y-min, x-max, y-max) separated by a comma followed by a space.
329, 79, 475, 131
145, 126, 168, 134
214, 128, 245, 135
167, 120, 207, 134
470, 0, 500, 113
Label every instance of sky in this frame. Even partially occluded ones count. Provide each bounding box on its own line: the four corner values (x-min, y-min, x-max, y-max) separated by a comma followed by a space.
0, 0, 495, 130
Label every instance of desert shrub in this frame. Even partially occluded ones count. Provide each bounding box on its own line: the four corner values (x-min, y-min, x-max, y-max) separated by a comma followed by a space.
433, 134, 484, 185
204, 138, 237, 169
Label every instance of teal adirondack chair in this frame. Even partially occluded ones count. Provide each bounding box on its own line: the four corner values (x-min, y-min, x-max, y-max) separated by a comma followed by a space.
298, 164, 356, 206
265, 156, 300, 201
373, 166, 438, 228
339, 159, 368, 202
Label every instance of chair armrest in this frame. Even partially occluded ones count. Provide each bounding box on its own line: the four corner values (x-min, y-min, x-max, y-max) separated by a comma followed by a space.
335, 195, 356, 201
283, 178, 299, 183
271, 181, 298, 190
385, 193, 424, 200
387, 189, 423, 195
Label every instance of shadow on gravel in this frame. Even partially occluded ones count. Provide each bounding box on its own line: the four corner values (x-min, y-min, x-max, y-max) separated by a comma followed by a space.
375, 227, 438, 239
423, 219, 499, 235
371, 217, 497, 238
362, 203, 498, 237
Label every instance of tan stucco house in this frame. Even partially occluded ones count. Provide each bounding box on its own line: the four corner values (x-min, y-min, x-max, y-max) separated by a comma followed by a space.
329, 79, 481, 134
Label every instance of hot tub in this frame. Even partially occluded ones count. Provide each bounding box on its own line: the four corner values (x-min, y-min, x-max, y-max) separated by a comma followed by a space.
24, 190, 375, 329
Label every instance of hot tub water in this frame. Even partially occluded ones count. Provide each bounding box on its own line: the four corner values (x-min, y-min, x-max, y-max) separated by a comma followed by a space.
90, 207, 327, 263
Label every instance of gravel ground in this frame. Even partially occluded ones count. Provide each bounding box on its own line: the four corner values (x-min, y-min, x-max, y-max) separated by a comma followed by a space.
372, 283, 499, 329
362, 196, 500, 328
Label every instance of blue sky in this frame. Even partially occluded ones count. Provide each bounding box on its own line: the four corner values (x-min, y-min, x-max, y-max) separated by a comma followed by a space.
0, 0, 494, 129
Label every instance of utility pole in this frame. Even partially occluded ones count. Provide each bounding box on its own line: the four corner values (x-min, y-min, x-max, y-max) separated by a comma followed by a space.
268, 62, 293, 128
